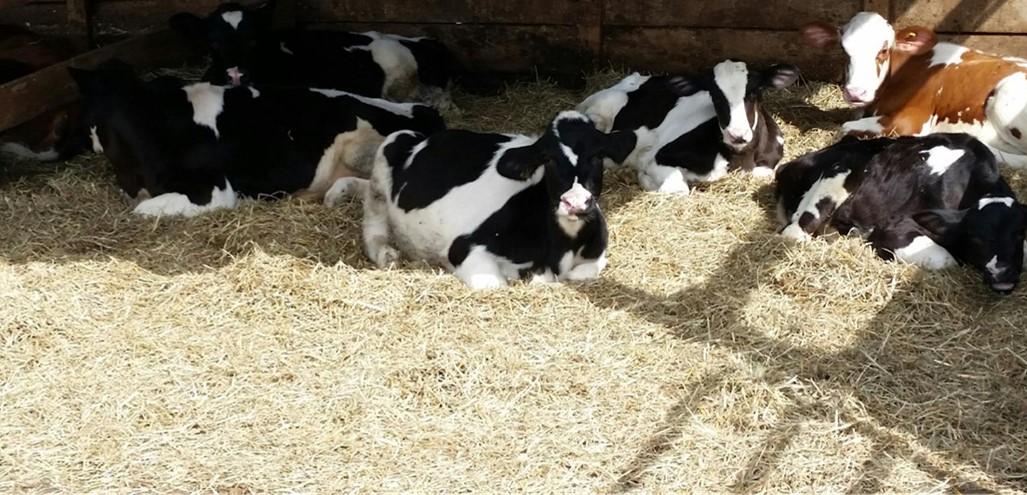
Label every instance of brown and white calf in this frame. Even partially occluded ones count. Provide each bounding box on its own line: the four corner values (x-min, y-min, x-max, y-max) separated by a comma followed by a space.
802, 12, 1027, 168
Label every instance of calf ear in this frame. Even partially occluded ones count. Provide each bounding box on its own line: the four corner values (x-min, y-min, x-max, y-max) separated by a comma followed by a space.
895, 27, 937, 55
764, 64, 800, 89
801, 22, 840, 49
666, 75, 702, 97
912, 209, 967, 238
253, 0, 277, 28
601, 130, 637, 164
169, 12, 206, 39
497, 143, 547, 181
67, 67, 99, 95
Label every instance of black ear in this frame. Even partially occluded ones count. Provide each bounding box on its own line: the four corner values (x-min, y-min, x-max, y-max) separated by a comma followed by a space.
68, 67, 99, 95
666, 75, 703, 97
169, 12, 207, 39
497, 143, 547, 181
801, 21, 841, 49
602, 130, 636, 164
763, 64, 800, 89
913, 209, 968, 238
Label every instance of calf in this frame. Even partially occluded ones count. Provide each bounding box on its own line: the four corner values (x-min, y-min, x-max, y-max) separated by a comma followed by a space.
170, 0, 454, 109
776, 133, 1026, 293
332, 112, 635, 289
69, 61, 444, 217
577, 60, 798, 194
0, 25, 82, 162
802, 11, 1027, 167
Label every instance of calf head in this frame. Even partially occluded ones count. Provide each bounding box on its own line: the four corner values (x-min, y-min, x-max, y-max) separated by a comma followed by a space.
914, 198, 1027, 293
497, 111, 636, 222
170, 1, 276, 86
802, 12, 937, 107
676, 60, 799, 151
68, 60, 140, 149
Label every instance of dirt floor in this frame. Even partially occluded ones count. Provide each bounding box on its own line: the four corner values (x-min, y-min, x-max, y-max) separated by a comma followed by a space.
1, 72, 1026, 493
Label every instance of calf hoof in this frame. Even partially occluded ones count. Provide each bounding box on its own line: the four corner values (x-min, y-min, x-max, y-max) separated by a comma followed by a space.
530, 270, 558, 284
658, 180, 690, 196
465, 273, 507, 291
324, 177, 366, 207
373, 246, 401, 268
751, 166, 775, 180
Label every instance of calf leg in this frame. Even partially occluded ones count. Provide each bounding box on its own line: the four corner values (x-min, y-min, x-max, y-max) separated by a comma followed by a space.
841, 116, 885, 137
985, 73, 1027, 168
561, 253, 608, 282
133, 173, 237, 218
361, 182, 400, 268
324, 177, 368, 207
453, 245, 507, 290
868, 218, 957, 270
636, 164, 689, 195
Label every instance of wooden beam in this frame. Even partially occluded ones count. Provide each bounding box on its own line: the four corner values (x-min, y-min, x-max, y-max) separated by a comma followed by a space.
864, 0, 892, 18
0, 29, 196, 132
67, 0, 91, 50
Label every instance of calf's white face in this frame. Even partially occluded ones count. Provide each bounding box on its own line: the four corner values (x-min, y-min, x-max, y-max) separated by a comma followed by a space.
839, 12, 895, 106
705, 61, 799, 151
712, 61, 754, 147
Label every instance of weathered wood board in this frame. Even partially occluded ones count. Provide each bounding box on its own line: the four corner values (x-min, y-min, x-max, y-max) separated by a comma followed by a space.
604, 0, 864, 28
893, 0, 1027, 34
297, 0, 599, 25
0, 28, 196, 131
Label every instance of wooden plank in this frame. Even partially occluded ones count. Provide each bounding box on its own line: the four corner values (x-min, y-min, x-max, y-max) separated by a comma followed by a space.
604, 0, 862, 28
893, 0, 1027, 33
66, 0, 91, 50
603, 27, 851, 81
0, 28, 196, 131
863, 0, 891, 18
297, 0, 599, 25
306, 22, 595, 73
0, 2, 68, 34
87, 0, 265, 35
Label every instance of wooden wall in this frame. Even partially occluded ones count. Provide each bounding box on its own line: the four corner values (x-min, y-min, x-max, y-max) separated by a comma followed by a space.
2, 0, 1026, 81
297, 0, 1027, 80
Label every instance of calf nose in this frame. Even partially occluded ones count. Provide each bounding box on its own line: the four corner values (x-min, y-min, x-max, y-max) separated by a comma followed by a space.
226, 67, 244, 86
725, 130, 751, 145
844, 87, 868, 102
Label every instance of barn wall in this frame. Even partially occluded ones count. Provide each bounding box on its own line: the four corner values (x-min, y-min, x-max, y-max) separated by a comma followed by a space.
2, 0, 1026, 80
297, 0, 1027, 80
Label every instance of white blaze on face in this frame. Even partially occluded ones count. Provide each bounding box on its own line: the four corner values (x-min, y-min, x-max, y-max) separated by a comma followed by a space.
221, 11, 243, 30
986, 255, 1006, 277
558, 178, 592, 216
840, 12, 895, 103
713, 60, 752, 145
560, 143, 578, 166
89, 125, 103, 153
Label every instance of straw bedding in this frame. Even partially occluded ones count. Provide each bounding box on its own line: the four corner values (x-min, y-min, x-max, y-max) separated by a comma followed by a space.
0, 71, 1025, 493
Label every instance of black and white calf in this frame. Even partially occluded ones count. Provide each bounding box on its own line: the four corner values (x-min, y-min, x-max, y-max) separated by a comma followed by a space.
69, 62, 444, 217
170, 0, 454, 109
776, 133, 1027, 293
577, 60, 799, 194
333, 111, 635, 289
